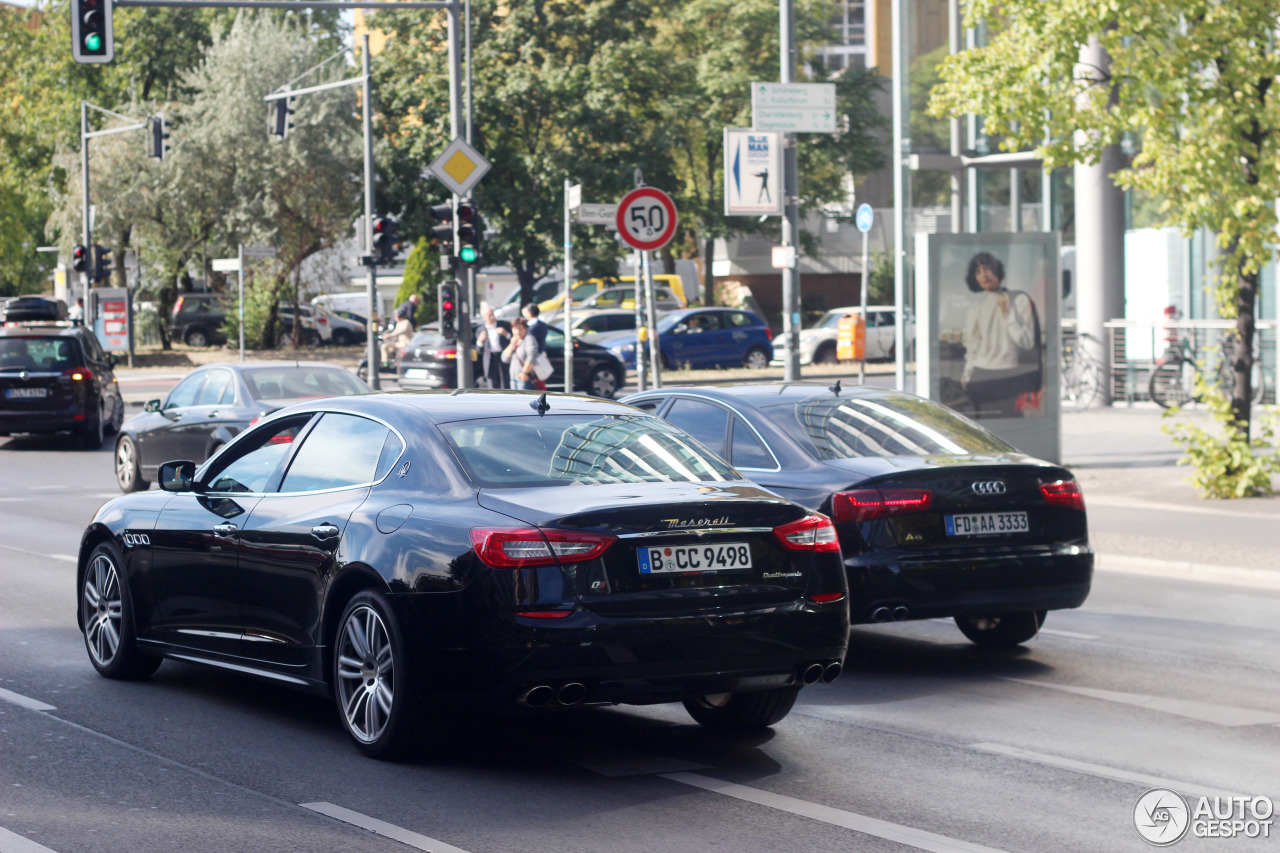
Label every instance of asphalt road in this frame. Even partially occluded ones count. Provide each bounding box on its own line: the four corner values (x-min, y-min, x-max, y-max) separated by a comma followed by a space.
3, 431, 1279, 852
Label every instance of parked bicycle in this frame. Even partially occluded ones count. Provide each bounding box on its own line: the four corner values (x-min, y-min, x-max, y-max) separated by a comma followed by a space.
1148, 331, 1266, 408
1061, 331, 1104, 409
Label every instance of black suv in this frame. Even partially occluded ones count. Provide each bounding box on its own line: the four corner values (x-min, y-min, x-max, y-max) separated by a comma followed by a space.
0, 321, 126, 448
171, 293, 229, 347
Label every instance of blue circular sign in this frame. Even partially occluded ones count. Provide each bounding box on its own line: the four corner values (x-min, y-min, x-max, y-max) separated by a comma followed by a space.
855, 203, 874, 233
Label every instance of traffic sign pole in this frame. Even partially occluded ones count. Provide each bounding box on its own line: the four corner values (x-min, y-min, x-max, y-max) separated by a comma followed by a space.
856, 203, 873, 385
564, 178, 577, 394
779, 0, 801, 383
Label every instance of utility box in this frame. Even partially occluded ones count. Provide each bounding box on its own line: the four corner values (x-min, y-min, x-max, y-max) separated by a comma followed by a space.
836, 313, 865, 361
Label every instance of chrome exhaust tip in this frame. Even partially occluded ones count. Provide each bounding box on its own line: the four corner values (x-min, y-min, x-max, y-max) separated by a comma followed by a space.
520, 685, 554, 708
556, 682, 587, 706
802, 663, 825, 685
871, 606, 891, 623
892, 606, 909, 622
822, 662, 843, 683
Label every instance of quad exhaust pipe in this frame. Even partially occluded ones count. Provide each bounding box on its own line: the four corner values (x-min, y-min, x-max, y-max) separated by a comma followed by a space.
802, 663, 825, 685
871, 605, 910, 623
801, 661, 843, 685
519, 682, 588, 707
822, 661, 842, 682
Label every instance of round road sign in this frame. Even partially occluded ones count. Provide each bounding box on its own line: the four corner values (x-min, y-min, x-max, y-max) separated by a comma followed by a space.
616, 187, 678, 251
855, 203, 874, 233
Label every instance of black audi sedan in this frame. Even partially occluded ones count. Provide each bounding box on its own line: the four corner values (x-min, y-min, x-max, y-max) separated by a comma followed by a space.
623, 383, 1092, 648
77, 391, 849, 758
1, 320, 126, 448
398, 323, 626, 398
113, 361, 369, 492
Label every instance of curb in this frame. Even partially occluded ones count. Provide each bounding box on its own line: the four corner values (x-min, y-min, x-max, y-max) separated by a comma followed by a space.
1096, 553, 1280, 591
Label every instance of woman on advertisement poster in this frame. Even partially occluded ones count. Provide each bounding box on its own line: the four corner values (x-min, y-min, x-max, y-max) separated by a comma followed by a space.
960, 251, 1042, 418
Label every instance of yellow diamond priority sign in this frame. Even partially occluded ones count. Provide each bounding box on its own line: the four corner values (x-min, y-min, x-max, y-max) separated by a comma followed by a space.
428, 137, 491, 197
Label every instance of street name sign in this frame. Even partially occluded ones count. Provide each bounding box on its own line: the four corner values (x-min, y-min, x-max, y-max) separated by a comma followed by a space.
211, 257, 241, 273
428, 137, 492, 197
616, 187, 678, 251
575, 203, 619, 227
724, 128, 782, 216
751, 82, 837, 133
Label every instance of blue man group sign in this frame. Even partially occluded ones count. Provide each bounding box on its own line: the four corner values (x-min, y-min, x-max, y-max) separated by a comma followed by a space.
723, 128, 783, 217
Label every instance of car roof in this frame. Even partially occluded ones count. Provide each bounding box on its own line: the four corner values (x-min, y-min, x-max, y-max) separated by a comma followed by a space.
0, 323, 84, 337
194, 361, 354, 372
276, 389, 640, 426
625, 381, 891, 408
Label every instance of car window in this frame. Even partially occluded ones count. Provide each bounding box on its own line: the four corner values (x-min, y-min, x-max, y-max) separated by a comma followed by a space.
731, 417, 775, 469
876, 310, 896, 327
762, 394, 1016, 460
663, 398, 728, 458
724, 312, 757, 328
242, 367, 368, 400
817, 311, 845, 330
205, 416, 311, 494
440, 414, 740, 488
0, 337, 78, 371
407, 331, 448, 348
280, 413, 395, 492
196, 369, 234, 406
165, 373, 207, 410
609, 314, 633, 332
571, 282, 598, 301
544, 325, 565, 349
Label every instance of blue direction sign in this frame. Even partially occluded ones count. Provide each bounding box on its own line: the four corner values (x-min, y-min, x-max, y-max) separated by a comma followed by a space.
855, 203, 874, 233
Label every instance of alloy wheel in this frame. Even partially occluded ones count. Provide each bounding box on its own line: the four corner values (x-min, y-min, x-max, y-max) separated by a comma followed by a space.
82, 553, 123, 667
336, 604, 396, 744
115, 439, 136, 491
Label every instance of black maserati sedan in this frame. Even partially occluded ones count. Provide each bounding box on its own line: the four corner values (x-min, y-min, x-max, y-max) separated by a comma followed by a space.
114, 361, 370, 492
397, 322, 626, 398
623, 383, 1093, 648
77, 391, 849, 758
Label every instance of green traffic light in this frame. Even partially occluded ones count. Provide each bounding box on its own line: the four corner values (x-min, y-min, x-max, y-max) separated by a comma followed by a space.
459, 246, 478, 264
84, 32, 101, 51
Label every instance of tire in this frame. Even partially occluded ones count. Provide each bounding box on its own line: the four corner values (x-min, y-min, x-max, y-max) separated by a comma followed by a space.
356, 360, 369, 383
683, 686, 800, 735
334, 590, 431, 759
585, 365, 620, 399
1148, 361, 1194, 408
1061, 359, 1100, 410
115, 435, 149, 492
813, 342, 838, 365
954, 610, 1046, 648
81, 543, 162, 679
743, 346, 771, 370
184, 327, 210, 348
80, 405, 104, 450
332, 329, 353, 347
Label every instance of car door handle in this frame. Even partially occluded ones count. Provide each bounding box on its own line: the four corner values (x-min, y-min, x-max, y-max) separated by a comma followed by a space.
311, 523, 340, 540
212, 523, 238, 537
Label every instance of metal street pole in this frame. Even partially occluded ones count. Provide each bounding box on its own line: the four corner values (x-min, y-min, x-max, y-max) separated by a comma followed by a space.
644, 250, 661, 389
779, 0, 800, 382
361, 33, 381, 391
238, 243, 245, 362
891, 0, 909, 392
448, 1, 473, 388
633, 248, 646, 393
81, 102, 92, 326
563, 179, 575, 393
860, 229, 869, 384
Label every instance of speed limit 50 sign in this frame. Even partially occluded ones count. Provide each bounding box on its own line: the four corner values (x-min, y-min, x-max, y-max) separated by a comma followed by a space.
616, 187, 678, 251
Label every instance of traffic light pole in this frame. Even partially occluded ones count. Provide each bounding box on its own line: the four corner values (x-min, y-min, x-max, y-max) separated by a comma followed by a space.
360, 33, 381, 391
447, 0, 473, 390
80, 101, 147, 326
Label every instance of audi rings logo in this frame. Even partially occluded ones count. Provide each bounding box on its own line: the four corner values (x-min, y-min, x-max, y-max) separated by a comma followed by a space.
1135, 789, 1191, 846
970, 480, 1007, 496
122, 533, 151, 548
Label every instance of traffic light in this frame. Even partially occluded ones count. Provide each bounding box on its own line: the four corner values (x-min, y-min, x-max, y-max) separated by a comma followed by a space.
92, 245, 112, 284
439, 280, 458, 338
371, 216, 399, 264
269, 95, 295, 141
147, 114, 170, 161
428, 202, 455, 255
71, 0, 113, 64
72, 244, 89, 273
456, 200, 482, 265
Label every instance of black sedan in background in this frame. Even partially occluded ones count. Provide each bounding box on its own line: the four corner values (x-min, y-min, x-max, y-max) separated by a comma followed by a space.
113, 361, 369, 492
77, 391, 849, 758
623, 383, 1092, 647
397, 323, 626, 398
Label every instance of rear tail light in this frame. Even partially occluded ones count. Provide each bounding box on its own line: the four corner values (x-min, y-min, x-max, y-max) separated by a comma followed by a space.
398, 348, 409, 359
773, 515, 840, 552
809, 591, 845, 604
436, 348, 458, 360
62, 367, 93, 381
1040, 480, 1085, 511
764, 327, 773, 340
832, 488, 932, 523
470, 527, 615, 568
173, 296, 185, 317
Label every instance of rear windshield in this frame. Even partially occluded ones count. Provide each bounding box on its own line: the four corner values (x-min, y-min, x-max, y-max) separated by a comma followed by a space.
0, 336, 81, 372
407, 331, 448, 348
440, 413, 741, 488
761, 394, 1015, 460
241, 367, 368, 400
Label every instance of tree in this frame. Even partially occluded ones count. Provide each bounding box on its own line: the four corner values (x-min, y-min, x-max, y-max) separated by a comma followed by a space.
397, 237, 442, 323
930, 0, 1280, 496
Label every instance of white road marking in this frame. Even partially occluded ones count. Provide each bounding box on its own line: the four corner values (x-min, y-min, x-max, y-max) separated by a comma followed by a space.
967, 743, 1240, 800
1037, 627, 1099, 640
1002, 678, 1280, 726
1098, 554, 1280, 591
0, 688, 56, 712
0, 827, 61, 853
0, 544, 75, 563
572, 745, 710, 777
300, 803, 470, 853
662, 772, 1010, 853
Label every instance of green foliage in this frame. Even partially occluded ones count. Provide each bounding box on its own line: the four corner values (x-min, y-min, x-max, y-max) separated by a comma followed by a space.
1163, 376, 1280, 499
397, 237, 442, 323
866, 253, 895, 305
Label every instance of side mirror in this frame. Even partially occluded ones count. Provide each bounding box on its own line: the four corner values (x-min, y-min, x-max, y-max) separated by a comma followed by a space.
144, 399, 162, 413
158, 460, 198, 492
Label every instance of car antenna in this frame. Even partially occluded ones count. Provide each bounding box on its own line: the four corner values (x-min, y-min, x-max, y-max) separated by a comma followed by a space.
829, 379, 841, 396
531, 392, 550, 416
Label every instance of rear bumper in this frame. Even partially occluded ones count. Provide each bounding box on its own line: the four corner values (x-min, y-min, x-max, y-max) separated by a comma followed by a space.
0, 409, 88, 434
391, 595, 849, 708
844, 547, 1093, 623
